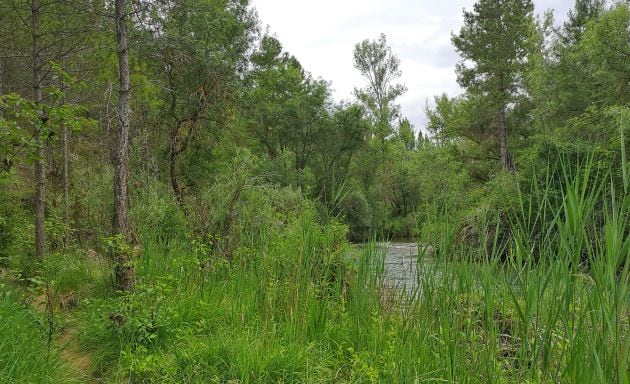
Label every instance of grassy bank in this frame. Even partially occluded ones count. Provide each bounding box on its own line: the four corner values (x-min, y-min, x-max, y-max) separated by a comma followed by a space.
1, 162, 628, 383
64, 162, 625, 383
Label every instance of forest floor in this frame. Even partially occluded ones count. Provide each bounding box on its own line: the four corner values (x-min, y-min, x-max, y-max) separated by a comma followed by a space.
31, 291, 98, 383
58, 320, 96, 383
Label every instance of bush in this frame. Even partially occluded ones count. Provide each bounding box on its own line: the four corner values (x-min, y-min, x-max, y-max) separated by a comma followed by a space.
185, 149, 310, 259
455, 171, 520, 260
131, 181, 187, 246
340, 190, 372, 242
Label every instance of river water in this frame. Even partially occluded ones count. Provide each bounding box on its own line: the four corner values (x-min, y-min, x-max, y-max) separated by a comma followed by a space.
378, 242, 441, 292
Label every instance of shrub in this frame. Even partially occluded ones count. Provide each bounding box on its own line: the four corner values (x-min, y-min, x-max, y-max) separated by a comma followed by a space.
340, 190, 372, 242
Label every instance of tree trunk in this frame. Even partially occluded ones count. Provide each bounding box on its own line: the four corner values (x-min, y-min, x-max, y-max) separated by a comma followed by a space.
498, 76, 514, 173
62, 123, 69, 245
59, 16, 70, 248
113, 0, 134, 292
169, 136, 182, 204
498, 103, 510, 171
31, 0, 46, 260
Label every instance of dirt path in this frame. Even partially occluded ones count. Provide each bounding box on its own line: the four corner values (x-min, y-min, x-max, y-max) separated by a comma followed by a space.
58, 322, 96, 382
33, 294, 99, 383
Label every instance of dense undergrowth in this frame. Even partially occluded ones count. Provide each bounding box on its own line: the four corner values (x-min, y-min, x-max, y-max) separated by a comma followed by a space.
2, 159, 627, 383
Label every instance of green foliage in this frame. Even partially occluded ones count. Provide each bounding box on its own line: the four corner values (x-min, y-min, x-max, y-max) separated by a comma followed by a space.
353, 33, 407, 144
340, 190, 372, 242
131, 181, 187, 245
452, 0, 536, 99
531, 2, 629, 133
85, 278, 178, 350
455, 171, 520, 260
71, 166, 114, 246
0, 93, 40, 168
397, 118, 415, 150
451, 0, 537, 171
42, 251, 109, 300
185, 149, 309, 257
77, 209, 352, 382
0, 174, 33, 266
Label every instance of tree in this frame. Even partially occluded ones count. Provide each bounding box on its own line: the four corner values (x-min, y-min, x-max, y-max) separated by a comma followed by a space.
312, 103, 368, 211
452, 0, 535, 172
145, 0, 257, 202
560, 0, 606, 45
30, 0, 47, 259
425, 93, 502, 181
353, 33, 407, 144
0, 0, 97, 259
533, 2, 629, 130
113, 0, 134, 292
398, 118, 415, 151
244, 35, 331, 189
244, 35, 297, 160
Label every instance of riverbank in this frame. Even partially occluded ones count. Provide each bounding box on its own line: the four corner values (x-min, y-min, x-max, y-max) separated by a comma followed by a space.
3, 232, 626, 383
2, 167, 629, 383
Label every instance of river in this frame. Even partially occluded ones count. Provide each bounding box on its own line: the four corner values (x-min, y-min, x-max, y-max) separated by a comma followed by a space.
379, 242, 442, 292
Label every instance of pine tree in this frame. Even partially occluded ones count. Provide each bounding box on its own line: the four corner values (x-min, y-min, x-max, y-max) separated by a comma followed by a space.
452, 0, 535, 172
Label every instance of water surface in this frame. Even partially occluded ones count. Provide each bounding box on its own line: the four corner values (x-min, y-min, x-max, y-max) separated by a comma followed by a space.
380, 242, 441, 291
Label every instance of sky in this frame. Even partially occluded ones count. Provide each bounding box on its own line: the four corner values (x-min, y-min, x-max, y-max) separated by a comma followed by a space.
251, 0, 575, 131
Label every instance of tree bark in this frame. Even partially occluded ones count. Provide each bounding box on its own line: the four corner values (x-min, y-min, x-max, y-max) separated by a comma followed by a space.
59, 14, 70, 248
32, 0, 46, 259
113, 0, 134, 292
498, 103, 510, 171
498, 76, 514, 173
169, 134, 182, 204
62, 122, 69, 244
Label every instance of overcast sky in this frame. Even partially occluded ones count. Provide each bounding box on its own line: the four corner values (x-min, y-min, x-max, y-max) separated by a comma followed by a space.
251, 0, 575, 130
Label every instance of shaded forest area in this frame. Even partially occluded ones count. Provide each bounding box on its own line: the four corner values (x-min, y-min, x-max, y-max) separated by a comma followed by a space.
0, 0, 629, 383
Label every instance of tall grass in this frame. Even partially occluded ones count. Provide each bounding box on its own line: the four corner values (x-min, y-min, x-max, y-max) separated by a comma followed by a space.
72, 143, 629, 382
0, 285, 79, 383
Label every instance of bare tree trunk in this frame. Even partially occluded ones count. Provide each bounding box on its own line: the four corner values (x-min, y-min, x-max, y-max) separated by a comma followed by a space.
498, 76, 514, 173
169, 138, 182, 204
113, 0, 134, 292
62, 122, 69, 243
32, 0, 46, 259
498, 103, 510, 171
59, 14, 70, 248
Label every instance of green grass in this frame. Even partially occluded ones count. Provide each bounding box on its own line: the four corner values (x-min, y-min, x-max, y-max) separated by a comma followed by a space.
0, 285, 79, 384
73, 159, 629, 383
3, 156, 628, 383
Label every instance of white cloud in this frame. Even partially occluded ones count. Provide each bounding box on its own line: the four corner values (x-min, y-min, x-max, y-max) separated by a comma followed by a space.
252, 0, 575, 130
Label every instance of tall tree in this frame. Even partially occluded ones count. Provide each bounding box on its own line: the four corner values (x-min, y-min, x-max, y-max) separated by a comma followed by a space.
1, 0, 96, 255
145, 0, 257, 202
312, 103, 368, 210
244, 34, 330, 185
452, 0, 535, 172
398, 118, 415, 151
31, 0, 46, 259
560, 0, 605, 45
531, 2, 629, 135
353, 34, 406, 144
113, 0, 134, 291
